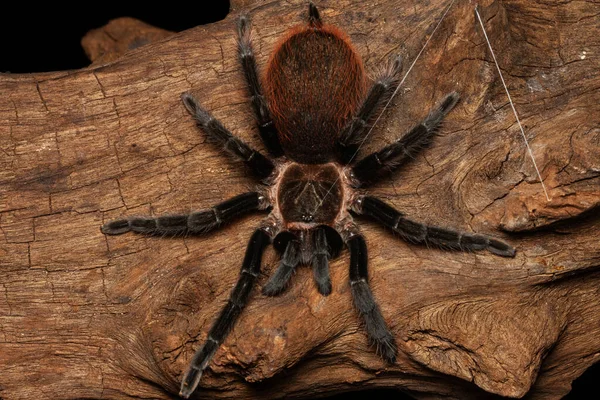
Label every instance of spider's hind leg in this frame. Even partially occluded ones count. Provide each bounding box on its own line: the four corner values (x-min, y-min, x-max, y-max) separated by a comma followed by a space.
338, 55, 403, 164
351, 92, 460, 186
308, 2, 322, 27
237, 14, 284, 157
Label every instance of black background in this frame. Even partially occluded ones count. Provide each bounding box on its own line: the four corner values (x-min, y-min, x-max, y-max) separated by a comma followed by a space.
0, 1, 596, 399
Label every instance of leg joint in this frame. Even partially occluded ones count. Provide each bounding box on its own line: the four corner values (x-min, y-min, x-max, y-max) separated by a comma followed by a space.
239, 50, 254, 59
350, 277, 367, 286
242, 268, 259, 277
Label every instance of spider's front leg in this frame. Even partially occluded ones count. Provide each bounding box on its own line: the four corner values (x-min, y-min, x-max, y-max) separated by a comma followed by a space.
338, 55, 403, 163
180, 225, 274, 399
355, 195, 516, 257
342, 226, 398, 363
101, 192, 267, 236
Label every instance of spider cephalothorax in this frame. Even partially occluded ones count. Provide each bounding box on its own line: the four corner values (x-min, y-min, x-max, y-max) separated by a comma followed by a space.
101, 3, 516, 398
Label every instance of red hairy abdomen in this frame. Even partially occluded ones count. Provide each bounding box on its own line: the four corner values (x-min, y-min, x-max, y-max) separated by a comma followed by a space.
265, 24, 365, 164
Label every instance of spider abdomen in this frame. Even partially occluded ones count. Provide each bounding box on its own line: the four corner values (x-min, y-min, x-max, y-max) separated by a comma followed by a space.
265, 24, 366, 164
277, 163, 344, 229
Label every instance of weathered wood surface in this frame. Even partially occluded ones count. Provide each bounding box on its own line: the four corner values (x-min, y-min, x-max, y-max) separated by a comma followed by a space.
81, 17, 174, 67
1, 0, 599, 399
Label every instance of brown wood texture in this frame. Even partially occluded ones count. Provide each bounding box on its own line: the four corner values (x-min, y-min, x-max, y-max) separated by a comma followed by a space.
81, 17, 175, 66
1, 0, 599, 399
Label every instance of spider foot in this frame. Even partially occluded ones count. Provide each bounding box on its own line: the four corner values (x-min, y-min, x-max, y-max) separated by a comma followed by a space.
101, 219, 131, 235
180, 367, 204, 399
373, 334, 398, 364
487, 237, 516, 257
262, 280, 288, 297
363, 308, 398, 363
458, 233, 516, 257
315, 279, 332, 296
180, 340, 219, 398
423, 91, 460, 130
308, 2, 322, 27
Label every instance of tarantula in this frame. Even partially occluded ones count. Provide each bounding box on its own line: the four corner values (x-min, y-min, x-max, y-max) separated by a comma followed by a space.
102, 3, 516, 398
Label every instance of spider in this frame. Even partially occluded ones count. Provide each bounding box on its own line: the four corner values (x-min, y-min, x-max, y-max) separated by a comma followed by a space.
102, 2, 516, 398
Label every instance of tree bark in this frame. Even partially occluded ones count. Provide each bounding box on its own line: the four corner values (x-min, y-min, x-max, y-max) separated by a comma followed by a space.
1, 0, 599, 399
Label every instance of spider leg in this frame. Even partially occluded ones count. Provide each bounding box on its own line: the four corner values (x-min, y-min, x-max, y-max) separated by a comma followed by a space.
345, 230, 397, 363
262, 236, 301, 296
181, 93, 275, 179
337, 55, 403, 164
237, 14, 284, 157
101, 192, 265, 236
351, 92, 459, 186
355, 195, 516, 257
312, 226, 332, 295
308, 2, 323, 27
180, 227, 272, 399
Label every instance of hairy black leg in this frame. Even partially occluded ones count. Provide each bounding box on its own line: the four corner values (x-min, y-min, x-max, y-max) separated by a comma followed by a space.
356, 195, 516, 257
308, 1, 322, 27
237, 15, 284, 157
338, 55, 403, 164
351, 92, 460, 186
262, 236, 301, 296
346, 233, 397, 362
181, 93, 274, 179
101, 192, 264, 236
312, 227, 332, 295
180, 228, 271, 399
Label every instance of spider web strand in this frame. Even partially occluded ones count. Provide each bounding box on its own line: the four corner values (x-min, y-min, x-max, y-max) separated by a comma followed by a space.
348, 0, 457, 166
312, 0, 457, 214
475, 6, 551, 201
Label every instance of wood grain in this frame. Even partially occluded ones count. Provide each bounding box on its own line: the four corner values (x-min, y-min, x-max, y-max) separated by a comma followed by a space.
1, 0, 599, 399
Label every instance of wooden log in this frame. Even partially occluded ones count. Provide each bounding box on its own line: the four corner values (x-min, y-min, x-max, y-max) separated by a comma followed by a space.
0, 0, 599, 399
81, 17, 174, 66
